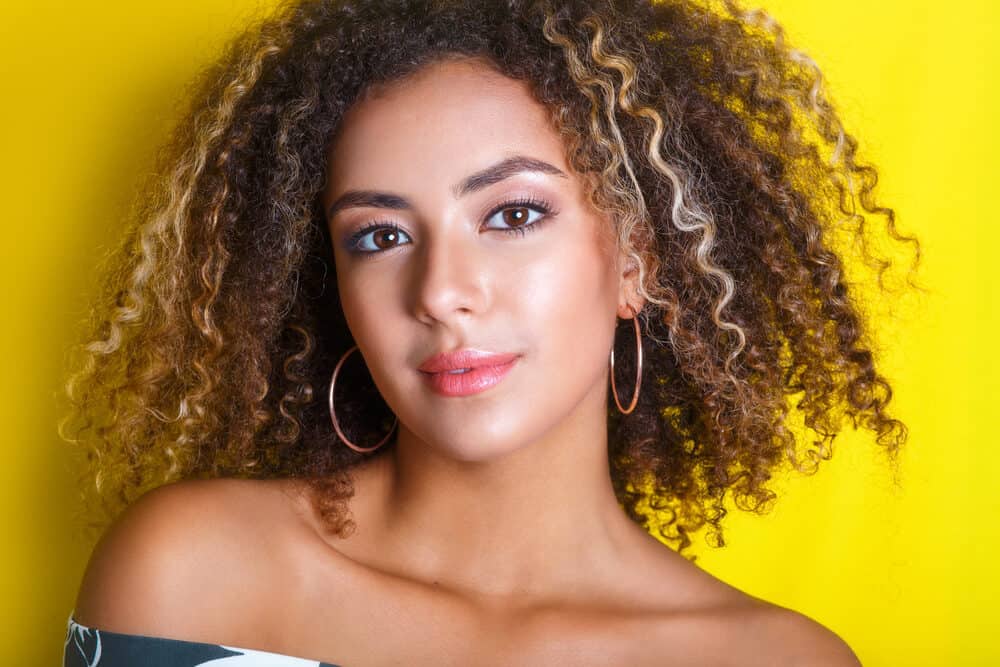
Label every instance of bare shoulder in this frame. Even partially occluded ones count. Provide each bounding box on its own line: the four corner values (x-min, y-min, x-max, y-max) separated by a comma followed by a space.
72, 477, 307, 640
616, 543, 861, 667
706, 598, 863, 667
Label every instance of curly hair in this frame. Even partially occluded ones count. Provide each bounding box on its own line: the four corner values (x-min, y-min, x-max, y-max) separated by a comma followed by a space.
59, 0, 921, 558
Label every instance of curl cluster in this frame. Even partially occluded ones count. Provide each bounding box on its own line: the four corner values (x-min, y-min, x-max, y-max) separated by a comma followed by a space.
59, 0, 920, 556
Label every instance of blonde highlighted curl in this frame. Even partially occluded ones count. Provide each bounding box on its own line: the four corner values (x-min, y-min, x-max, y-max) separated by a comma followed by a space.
59, 0, 922, 558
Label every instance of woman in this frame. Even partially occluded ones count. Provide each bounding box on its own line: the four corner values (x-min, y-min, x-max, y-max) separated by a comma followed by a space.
61, 0, 918, 664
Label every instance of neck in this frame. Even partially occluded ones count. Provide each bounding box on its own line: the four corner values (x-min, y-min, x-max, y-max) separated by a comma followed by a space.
342, 380, 649, 605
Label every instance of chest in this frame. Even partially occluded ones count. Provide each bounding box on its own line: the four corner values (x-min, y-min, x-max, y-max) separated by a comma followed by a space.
238, 568, 625, 665
250, 569, 741, 667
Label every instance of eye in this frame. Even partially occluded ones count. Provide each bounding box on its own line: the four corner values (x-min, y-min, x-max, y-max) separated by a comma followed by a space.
346, 221, 411, 254
483, 197, 554, 237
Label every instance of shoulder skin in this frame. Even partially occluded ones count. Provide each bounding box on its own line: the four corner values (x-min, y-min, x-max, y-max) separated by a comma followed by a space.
72, 478, 299, 642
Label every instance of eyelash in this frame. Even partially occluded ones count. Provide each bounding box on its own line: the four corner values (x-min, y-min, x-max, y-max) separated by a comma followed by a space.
344, 196, 556, 257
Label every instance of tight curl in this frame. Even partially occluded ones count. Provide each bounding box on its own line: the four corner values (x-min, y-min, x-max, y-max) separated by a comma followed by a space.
60, 0, 921, 558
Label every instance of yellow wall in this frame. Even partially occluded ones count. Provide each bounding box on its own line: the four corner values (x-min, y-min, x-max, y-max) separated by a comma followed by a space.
2, 1, 995, 664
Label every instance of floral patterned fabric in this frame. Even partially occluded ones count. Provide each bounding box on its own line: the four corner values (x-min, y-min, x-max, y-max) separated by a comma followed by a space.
64, 613, 343, 666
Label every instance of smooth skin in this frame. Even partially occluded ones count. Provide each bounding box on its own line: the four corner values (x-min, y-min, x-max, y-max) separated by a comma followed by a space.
74, 56, 862, 666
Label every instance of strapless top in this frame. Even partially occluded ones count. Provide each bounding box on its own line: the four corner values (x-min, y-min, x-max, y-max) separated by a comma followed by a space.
64, 612, 343, 666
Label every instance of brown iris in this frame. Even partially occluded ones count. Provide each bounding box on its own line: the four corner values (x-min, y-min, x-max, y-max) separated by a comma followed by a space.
502, 206, 530, 228
371, 229, 400, 250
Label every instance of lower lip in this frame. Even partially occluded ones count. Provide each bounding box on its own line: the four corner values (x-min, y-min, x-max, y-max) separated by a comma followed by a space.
420, 358, 519, 397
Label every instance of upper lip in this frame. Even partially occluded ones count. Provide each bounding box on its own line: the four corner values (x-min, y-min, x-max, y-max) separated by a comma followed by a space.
418, 348, 520, 373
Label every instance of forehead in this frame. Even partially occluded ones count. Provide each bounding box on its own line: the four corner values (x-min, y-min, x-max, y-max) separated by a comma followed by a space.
326, 58, 570, 189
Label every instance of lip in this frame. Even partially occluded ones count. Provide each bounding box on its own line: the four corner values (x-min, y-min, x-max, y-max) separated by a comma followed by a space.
417, 349, 521, 397
417, 349, 520, 373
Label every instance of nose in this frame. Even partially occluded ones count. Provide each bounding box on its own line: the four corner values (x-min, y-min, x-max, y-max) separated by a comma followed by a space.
411, 229, 488, 326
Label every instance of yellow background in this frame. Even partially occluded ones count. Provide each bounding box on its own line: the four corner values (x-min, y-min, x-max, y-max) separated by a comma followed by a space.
2, 1, 996, 664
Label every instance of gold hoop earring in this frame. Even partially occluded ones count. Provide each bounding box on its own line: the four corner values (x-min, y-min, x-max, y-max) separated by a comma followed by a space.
609, 304, 643, 415
328, 345, 398, 453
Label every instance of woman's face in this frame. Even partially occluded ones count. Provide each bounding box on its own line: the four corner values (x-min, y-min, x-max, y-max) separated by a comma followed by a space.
323, 57, 640, 462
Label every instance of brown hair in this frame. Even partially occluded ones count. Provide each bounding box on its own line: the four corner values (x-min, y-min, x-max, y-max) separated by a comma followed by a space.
59, 0, 922, 558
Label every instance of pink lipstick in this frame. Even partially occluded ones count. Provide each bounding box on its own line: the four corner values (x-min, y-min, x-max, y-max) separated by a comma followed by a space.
418, 349, 520, 397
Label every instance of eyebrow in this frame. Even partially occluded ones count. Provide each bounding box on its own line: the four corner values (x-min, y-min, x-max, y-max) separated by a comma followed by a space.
326, 154, 568, 220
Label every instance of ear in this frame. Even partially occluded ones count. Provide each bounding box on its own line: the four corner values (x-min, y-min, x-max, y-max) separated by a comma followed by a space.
616, 250, 646, 319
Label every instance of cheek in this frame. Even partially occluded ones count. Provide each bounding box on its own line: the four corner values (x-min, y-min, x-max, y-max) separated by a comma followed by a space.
335, 265, 387, 352
518, 232, 618, 363
334, 264, 361, 337
334, 276, 405, 404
